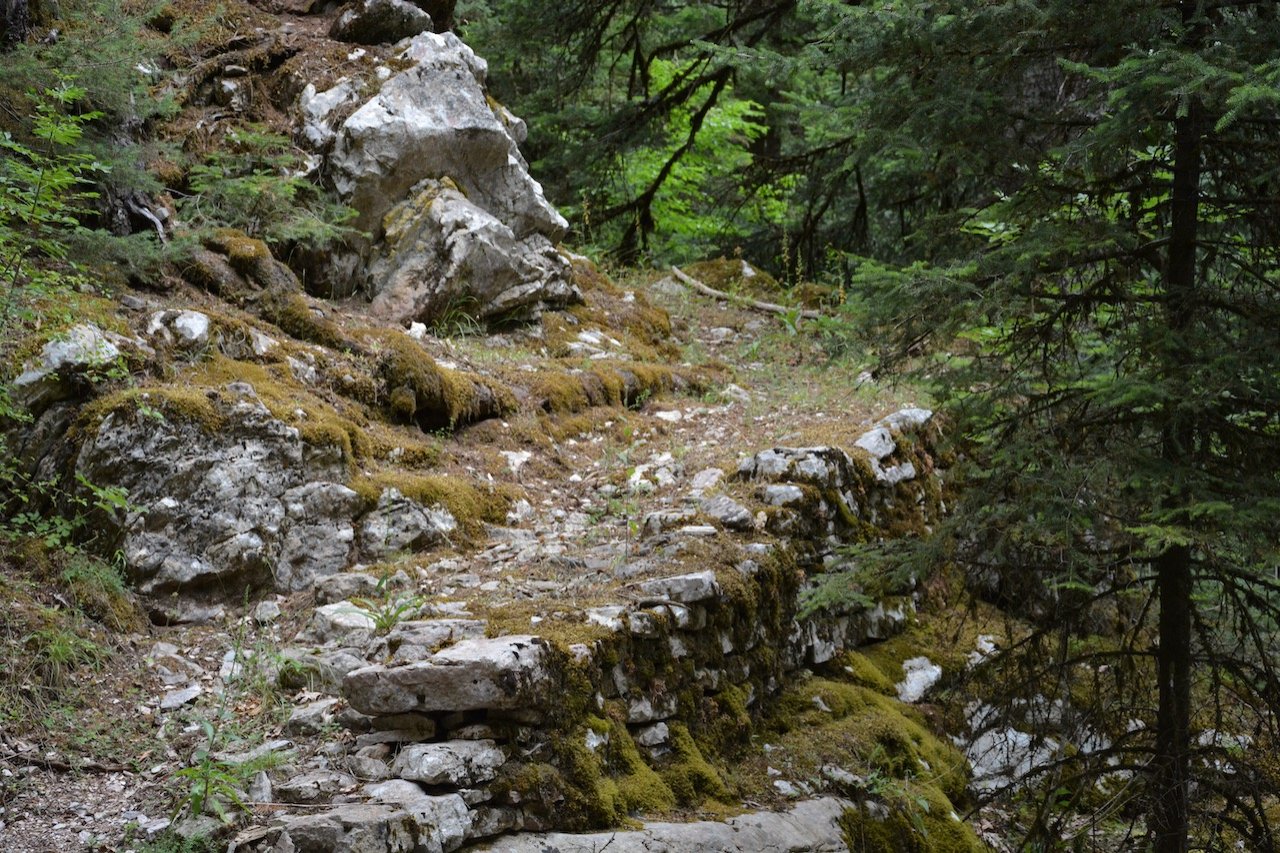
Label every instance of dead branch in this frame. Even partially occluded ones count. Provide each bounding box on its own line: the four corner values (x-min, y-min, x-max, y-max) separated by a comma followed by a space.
668, 266, 823, 321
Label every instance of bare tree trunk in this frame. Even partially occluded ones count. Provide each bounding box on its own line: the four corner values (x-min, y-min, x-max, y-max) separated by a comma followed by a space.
1153, 544, 1192, 853
1, 0, 31, 46
1151, 6, 1201, 846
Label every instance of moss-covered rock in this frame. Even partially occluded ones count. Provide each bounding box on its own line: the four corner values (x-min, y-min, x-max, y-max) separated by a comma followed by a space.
259, 290, 354, 352
839, 786, 987, 853
350, 471, 515, 542
659, 722, 731, 805
373, 331, 515, 431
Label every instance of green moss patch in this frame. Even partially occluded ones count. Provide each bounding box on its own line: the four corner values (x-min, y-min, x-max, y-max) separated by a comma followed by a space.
839, 783, 987, 853
839, 651, 898, 696
659, 722, 731, 805
2, 294, 131, 376
74, 356, 374, 473
530, 362, 708, 415
350, 471, 516, 540
683, 257, 782, 300
259, 290, 353, 352
372, 331, 515, 431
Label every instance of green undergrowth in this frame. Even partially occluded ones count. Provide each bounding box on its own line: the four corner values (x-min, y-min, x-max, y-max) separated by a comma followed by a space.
0, 537, 149, 758
765, 677, 984, 852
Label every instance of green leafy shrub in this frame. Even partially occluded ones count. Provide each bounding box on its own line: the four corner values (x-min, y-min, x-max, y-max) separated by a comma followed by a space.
0, 78, 104, 338
177, 124, 360, 252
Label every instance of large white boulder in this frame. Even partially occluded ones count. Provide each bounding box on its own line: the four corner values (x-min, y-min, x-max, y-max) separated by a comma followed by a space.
308, 32, 577, 322
368, 179, 576, 325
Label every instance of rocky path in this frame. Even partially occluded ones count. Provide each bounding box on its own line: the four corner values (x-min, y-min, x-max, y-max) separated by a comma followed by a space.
1, 259, 967, 852
0, 2, 980, 849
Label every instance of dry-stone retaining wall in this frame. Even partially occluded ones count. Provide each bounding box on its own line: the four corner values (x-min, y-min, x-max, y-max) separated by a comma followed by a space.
241, 410, 944, 852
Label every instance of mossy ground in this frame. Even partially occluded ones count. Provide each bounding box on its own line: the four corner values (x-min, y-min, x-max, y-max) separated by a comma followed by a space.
740, 675, 985, 852
0, 539, 150, 760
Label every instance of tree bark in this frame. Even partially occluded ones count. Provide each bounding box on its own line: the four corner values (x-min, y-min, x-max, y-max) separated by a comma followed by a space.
1151, 6, 1201, 848
1, 0, 31, 46
1153, 543, 1193, 853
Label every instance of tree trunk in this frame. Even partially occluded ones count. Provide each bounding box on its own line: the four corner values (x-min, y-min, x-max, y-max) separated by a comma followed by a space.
1151, 5, 1201, 846
1, 0, 31, 46
1153, 544, 1192, 853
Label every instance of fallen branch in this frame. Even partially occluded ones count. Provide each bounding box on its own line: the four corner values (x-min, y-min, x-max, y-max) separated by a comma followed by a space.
0, 749, 131, 774
669, 266, 823, 320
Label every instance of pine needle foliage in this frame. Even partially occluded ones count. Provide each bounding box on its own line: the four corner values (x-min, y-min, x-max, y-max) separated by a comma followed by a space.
803, 1, 1280, 849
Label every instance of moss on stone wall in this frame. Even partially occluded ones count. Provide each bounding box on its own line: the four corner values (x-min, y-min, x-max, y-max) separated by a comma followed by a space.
659, 722, 731, 805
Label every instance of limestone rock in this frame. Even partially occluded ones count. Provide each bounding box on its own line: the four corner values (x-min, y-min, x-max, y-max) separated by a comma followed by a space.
276, 769, 358, 804
378, 619, 488, 664
314, 31, 578, 322
279, 647, 369, 695
480, 796, 852, 852
854, 407, 933, 484
367, 178, 577, 326
315, 572, 382, 605
627, 694, 677, 724
344, 635, 549, 715
255, 599, 283, 624
212, 739, 295, 766
298, 78, 362, 153
360, 487, 457, 560
635, 722, 670, 748
635, 571, 720, 604
700, 495, 753, 530
13, 324, 124, 415
362, 783, 472, 852
304, 601, 378, 645
330, 0, 432, 45
159, 685, 201, 710
737, 446, 853, 488
279, 482, 364, 590
146, 310, 212, 349
75, 389, 356, 594
330, 32, 563, 239
391, 740, 505, 786
273, 804, 419, 853
286, 697, 343, 735
896, 656, 942, 703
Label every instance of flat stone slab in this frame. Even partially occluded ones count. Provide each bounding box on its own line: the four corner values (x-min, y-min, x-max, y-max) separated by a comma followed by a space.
343, 636, 550, 715
467, 796, 853, 852
274, 804, 419, 853
634, 571, 720, 604
391, 740, 505, 787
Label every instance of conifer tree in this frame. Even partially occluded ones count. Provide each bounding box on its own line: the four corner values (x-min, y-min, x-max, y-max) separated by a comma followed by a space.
821, 0, 1280, 847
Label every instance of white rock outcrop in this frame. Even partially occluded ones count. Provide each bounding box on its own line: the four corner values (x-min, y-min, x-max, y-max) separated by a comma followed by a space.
74, 383, 453, 594
314, 32, 578, 323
